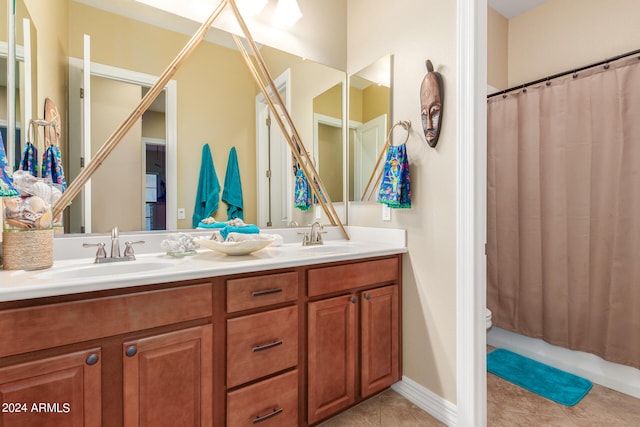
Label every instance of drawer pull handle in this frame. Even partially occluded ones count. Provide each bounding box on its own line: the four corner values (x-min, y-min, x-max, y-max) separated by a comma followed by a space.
364, 293, 371, 300
253, 408, 283, 424
252, 288, 283, 297
252, 340, 283, 352
351, 296, 357, 304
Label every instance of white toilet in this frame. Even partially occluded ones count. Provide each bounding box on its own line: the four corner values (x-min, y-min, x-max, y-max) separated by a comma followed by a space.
485, 308, 493, 330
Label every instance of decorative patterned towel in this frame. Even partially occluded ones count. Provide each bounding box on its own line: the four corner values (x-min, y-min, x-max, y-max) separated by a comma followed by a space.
0, 134, 19, 197
294, 168, 312, 211
378, 144, 411, 208
20, 142, 38, 177
42, 145, 67, 191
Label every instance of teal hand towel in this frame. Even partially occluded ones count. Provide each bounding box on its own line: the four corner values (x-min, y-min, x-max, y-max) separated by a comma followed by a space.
192, 144, 220, 228
219, 224, 260, 241
196, 221, 226, 229
222, 147, 244, 220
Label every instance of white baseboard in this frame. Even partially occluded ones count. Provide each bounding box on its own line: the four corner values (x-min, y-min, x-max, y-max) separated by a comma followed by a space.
488, 327, 640, 399
391, 376, 457, 426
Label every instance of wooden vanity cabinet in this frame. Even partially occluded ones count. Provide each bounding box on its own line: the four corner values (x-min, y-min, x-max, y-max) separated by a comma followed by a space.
0, 348, 102, 427
123, 325, 212, 427
306, 257, 401, 425
0, 254, 402, 427
0, 283, 213, 427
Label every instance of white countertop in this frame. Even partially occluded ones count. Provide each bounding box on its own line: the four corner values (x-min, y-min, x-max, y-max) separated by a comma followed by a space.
0, 226, 406, 302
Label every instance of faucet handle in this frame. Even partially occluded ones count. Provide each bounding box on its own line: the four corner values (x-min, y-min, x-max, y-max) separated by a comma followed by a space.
124, 240, 145, 258
83, 242, 107, 262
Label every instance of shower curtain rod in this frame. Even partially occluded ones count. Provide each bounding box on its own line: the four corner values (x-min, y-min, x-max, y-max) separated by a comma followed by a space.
487, 47, 640, 99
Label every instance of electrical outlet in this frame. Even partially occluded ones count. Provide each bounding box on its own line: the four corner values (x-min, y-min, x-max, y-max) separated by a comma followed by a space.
382, 204, 391, 221
315, 206, 322, 219
177, 208, 186, 220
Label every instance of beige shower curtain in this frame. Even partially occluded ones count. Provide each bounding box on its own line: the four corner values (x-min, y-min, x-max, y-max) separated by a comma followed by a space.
487, 56, 640, 370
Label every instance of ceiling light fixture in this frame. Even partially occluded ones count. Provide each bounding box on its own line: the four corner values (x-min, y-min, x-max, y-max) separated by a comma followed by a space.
273, 0, 302, 27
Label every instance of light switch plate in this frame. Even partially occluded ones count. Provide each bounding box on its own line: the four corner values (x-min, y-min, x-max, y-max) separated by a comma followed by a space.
315, 206, 322, 219
177, 208, 186, 220
382, 204, 391, 221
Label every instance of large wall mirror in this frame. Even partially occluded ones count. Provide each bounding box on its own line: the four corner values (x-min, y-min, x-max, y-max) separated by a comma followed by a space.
2, 0, 347, 235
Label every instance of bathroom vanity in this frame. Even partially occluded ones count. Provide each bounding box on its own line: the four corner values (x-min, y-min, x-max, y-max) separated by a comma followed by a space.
0, 228, 405, 427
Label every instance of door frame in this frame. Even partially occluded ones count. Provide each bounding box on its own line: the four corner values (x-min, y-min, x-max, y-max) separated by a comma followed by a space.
255, 69, 291, 227
456, 0, 487, 426
141, 137, 167, 229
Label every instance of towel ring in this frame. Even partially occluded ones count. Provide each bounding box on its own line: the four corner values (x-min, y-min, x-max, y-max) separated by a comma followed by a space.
389, 120, 411, 146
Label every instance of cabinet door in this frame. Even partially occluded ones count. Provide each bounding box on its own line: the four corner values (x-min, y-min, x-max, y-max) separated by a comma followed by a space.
361, 285, 399, 398
123, 325, 212, 427
307, 295, 356, 425
0, 348, 102, 427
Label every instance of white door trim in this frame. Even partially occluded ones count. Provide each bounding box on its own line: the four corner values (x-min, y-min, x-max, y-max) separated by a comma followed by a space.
456, 0, 487, 426
255, 69, 291, 227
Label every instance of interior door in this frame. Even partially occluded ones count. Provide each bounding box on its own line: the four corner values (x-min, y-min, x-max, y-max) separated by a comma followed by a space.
256, 71, 291, 228
353, 114, 387, 201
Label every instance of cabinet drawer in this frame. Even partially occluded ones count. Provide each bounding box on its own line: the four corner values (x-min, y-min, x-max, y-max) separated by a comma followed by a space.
227, 370, 298, 427
227, 306, 298, 388
226, 272, 298, 313
308, 257, 399, 297
0, 284, 212, 358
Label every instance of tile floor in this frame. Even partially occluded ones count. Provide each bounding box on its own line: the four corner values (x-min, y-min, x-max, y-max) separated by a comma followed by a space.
319, 348, 640, 426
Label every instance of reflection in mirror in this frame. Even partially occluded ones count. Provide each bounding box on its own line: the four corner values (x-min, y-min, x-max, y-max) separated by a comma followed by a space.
9, 0, 346, 235
256, 45, 345, 227
313, 83, 344, 204
1, 0, 34, 174
348, 55, 392, 202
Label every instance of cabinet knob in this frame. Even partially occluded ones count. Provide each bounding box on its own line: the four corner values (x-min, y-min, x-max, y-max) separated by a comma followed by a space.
364, 293, 371, 300
125, 345, 138, 357
351, 296, 357, 304
86, 353, 99, 366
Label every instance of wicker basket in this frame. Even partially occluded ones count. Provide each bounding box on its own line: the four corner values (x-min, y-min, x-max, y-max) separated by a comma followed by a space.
2, 229, 54, 270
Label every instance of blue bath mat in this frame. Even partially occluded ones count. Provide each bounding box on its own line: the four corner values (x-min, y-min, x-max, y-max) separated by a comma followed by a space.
487, 348, 592, 406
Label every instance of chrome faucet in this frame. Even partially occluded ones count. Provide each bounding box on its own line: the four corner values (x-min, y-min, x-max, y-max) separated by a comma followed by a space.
111, 226, 121, 258
301, 221, 325, 246
83, 226, 145, 263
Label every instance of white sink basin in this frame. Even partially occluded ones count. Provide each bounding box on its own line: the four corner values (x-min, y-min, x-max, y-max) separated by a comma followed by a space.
35, 261, 172, 280
298, 242, 358, 254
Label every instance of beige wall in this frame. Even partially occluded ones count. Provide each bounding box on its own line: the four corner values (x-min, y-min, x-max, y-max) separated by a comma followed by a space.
487, 6, 508, 90
23, 0, 68, 152
362, 84, 390, 125
142, 110, 165, 140
313, 83, 342, 120
348, 0, 458, 404
508, 0, 640, 86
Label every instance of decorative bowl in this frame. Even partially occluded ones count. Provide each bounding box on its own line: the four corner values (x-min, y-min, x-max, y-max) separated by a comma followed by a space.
196, 238, 274, 256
